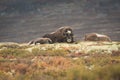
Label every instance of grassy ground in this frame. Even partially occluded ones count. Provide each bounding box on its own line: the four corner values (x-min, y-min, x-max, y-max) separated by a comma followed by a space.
0, 41, 120, 80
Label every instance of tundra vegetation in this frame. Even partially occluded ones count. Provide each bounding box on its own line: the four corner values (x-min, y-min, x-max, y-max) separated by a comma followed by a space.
0, 41, 120, 80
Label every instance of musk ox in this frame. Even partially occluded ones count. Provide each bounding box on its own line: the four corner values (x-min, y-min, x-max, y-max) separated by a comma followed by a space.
28, 38, 53, 45
42, 26, 74, 43
84, 33, 111, 41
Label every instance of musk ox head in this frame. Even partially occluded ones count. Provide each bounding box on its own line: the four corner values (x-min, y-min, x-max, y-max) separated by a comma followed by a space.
28, 38, 53, 45
84, 33, 111, 41
59, 27, 74, 43
43, 26, 74, 43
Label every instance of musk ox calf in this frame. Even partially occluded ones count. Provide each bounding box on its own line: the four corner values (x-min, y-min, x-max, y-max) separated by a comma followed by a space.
84, 33, 111, 41
28, 38, 52, 45
42, 26, 74, 43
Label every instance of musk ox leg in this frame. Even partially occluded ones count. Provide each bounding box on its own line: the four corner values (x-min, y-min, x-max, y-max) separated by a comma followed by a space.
43, 33, 57, 43
28, 40, 34, 45
28, 38, 53, 45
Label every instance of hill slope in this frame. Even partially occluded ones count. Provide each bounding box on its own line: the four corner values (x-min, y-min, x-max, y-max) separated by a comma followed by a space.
0, 0, 120, 42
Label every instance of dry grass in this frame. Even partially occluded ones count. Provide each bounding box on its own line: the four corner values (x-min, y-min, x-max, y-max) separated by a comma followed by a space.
0, 41, 120, 80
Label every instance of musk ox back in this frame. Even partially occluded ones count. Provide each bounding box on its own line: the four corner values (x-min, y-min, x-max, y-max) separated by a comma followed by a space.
28, 38, 53, 45
43, 26, 74, 43
84, 33, 111, 41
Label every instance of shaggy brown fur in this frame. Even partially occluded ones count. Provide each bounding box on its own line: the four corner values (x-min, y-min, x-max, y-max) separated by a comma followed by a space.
28, 38, 52, 45
84, 33, 111, 41
42, 26, 74, 43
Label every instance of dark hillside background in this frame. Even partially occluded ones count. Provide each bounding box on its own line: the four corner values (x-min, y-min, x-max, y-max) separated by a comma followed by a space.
0, 0, 120, 42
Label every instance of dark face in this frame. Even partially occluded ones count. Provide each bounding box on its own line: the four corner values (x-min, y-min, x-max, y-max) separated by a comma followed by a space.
63, 29, 74, 43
